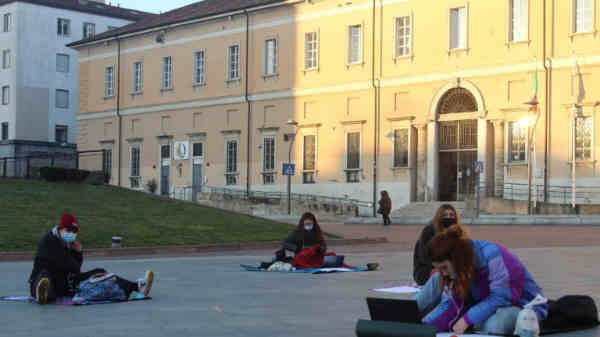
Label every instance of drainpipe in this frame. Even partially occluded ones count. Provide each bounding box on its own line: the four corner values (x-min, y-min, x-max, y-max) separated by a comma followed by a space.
116, 36, 122, 186
542, 0, 549, 203
371, 0, 378, 217
244, 10, 251, 196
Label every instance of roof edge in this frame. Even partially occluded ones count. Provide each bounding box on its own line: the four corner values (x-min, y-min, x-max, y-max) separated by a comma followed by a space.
0, 0, 155, 21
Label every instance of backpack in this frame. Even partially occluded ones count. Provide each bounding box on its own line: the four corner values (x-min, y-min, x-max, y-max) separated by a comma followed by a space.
541, 295, 599, 334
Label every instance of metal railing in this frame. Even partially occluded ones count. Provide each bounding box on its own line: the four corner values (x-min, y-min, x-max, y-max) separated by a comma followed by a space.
0, 153, 76, 179
499, 182, 600, 205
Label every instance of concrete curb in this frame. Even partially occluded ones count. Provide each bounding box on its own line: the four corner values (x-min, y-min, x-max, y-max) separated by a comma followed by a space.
344, 215, 600, 225
0, 237, 388, 262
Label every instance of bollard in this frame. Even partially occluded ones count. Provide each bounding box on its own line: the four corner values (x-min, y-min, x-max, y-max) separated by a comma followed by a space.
111, 236, 122, 248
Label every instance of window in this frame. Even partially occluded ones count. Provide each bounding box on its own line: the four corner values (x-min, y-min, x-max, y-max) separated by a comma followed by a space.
346, 132, 360, 183
262, 136, 275, 185
348, 25, 362, 64
130, 146, 141, 188
133, 62, 143, 93
303, 135, 316, 184
228, 45, 240, 80
304, 32, 319, 70
57, 18, 70, 36
225, 140, 238, 185
102, 148, 112, 178
1, 122, 7, 140
394, 129, 409, 167
395, 16, 411, 57
55, 125, 68, 143
104, 66, 114, 97
162, 56, 172, 89
574, 0, 592, 33
508, 121, 527, 162
56, 54, 69, 73
194, 50, 205, 85
2, 86, 9, 105
264, 39, 277, 75
2, 49, 10, 69
509, 0, 527, 42
3, 13, 11, 32
83, 23, 95, 39
575, 116, 592, 161
193, 142, 203, 157
55, 89, 69, 109
450, 7, 467, 49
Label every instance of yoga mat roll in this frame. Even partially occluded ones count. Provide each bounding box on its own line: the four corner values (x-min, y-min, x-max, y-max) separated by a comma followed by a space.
355, 319, 436, 337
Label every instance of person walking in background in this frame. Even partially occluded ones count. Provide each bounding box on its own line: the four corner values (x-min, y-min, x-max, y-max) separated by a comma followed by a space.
377, 191, 392, 226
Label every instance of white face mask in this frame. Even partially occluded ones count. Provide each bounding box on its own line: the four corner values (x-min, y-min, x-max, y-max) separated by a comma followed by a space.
304, 225, 314, 231
62, 232, 77, 243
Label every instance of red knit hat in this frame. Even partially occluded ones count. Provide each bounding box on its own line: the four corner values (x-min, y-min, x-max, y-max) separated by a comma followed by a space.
58, 213, 80, 232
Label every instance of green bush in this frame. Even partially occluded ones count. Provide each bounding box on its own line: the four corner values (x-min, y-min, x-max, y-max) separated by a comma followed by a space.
39, 167, 91, 183
146, 178, 158, 193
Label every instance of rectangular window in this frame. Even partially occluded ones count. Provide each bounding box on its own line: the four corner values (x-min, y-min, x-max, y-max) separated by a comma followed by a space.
395, 16, 411, 57
262, 136, 275, 185
264, 39, 277, 75
56, 53, 69, 73
2, 49, 10, 69
55, 125, 68, 143
509, 121, 527, 162
304, 32, 319, 70
57, 18, 70, 36
225, 140, 238, 185
348, 25, 362, 64
303, 135, 316, 184
1, 122, 7, 140
228, 45, 240, 80
162, 56, 172, 89
346, 132, 360, 183
104, 66, 114, 97
2, 86, 9, 105
55, 89, 69, 109
102, 148, 112, 178
194, 50, 205, 85
83, 22, 95, 39
510, 0, 527, 41
160, 144, 171, 160
133, 61, 143, 93
574, 0, 592, 33
450, 7, 467, 49
394, 129, 409, 167
193, 142, 203, 157
3, 13, 11, 32
130, 146, 140, 188
575, 116, 592, 161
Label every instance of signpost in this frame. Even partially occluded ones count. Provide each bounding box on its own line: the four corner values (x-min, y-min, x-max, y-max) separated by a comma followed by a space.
283, 163, 295, 176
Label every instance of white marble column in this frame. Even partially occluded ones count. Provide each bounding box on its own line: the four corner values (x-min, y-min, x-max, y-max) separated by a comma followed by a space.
477, 119, 490, 196
426, 121, 438, 201
492, 120, 505, 198
415, 124, 428, 201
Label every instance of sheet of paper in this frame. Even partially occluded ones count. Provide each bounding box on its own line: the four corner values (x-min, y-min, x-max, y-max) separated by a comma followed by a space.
437, 333, 495, 337
370, 286, 421, 294
316, 268, 354, 272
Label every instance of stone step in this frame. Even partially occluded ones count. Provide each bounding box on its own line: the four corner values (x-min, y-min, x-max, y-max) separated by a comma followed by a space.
391, 201, 467, 218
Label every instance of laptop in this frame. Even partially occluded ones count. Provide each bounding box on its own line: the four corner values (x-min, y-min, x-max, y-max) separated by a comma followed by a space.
366, 297, 421, 323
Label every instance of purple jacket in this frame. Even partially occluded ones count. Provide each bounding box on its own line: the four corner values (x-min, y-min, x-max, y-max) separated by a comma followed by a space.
423, 240, 548, 331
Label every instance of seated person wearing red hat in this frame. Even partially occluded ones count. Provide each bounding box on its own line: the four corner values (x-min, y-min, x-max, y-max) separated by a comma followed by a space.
28, 213, 154, 304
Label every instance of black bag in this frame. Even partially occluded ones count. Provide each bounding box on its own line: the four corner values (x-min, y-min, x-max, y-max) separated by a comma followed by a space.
541, 295, 599, 334
322, 255, 344, 268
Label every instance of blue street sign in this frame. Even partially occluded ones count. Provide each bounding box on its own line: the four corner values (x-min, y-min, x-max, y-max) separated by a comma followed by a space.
474, 161, 484, 173
283, 163, 295, 176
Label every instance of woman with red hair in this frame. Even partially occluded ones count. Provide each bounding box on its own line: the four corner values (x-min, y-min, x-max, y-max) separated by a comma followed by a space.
421, 226, 547, 335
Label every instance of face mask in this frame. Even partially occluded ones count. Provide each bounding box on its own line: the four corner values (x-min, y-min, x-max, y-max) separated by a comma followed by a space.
304, 225, 313, 231
62, 232, 77, 243
440, 217, 457, 228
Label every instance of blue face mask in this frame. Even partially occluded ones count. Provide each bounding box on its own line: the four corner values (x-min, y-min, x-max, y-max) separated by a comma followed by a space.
62, 232, 77, 243
304, 225, 313, 231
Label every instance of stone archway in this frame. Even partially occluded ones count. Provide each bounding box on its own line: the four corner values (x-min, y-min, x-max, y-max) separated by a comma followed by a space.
437, 87, 478, 115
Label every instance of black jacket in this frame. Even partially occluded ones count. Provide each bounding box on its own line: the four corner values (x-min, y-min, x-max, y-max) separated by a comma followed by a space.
413, 223, 435, 286
283, 229, 327, 254
29, 231, 83, 296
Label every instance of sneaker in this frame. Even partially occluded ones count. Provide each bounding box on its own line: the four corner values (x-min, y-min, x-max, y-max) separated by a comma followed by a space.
137, 270, 154, 297
36, 277, 50, 305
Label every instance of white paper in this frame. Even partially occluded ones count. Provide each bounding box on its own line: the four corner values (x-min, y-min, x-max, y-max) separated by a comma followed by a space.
316, 268, 354, 272
437, 334, 495, 337
370, 286, 421, 294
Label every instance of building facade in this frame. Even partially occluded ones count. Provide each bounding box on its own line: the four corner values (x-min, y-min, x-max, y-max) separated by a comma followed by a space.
71, 0, 600, 213
0, 0, 150, 159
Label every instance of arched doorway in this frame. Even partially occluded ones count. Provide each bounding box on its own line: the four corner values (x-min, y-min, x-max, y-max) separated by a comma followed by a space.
437, 88, 478, 201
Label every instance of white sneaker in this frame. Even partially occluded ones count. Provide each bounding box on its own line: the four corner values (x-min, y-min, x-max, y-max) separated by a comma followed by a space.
137, 270, 154, 297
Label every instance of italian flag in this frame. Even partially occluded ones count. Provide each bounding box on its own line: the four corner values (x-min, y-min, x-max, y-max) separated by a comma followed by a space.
530, 67, 538, 114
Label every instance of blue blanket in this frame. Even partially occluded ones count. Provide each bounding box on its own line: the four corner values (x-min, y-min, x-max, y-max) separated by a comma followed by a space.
241, 264, 368, 273
0, 294, 151, 306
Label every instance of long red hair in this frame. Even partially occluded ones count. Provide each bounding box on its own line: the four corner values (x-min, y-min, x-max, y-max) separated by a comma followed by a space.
428, 225, 475, 300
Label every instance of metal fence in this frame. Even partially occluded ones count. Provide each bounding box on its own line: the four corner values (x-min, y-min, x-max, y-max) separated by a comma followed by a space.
0, 150, 107, 179
500, 182, 600, 205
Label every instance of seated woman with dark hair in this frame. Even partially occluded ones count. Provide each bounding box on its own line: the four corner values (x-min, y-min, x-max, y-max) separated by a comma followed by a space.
421, 226, 547, 335
277, 212, 327, 260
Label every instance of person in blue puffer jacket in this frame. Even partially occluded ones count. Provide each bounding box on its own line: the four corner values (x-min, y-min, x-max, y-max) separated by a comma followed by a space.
421, 225, 548, 335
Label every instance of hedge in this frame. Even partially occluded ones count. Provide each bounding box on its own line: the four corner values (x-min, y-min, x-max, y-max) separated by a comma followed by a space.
39, 167, 91, 183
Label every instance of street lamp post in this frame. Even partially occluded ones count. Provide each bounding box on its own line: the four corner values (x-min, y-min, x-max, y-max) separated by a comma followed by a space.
523, 98, 539, 215
286, 119, 298, 215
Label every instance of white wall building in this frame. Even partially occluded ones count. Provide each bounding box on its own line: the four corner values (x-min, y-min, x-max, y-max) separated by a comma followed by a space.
0, 0, 150, 159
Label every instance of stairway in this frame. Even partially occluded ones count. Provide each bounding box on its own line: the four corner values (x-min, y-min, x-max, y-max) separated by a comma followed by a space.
390, 201, 467, 218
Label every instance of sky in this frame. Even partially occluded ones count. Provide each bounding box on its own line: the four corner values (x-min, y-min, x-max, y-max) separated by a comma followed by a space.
111, 0, 200, 14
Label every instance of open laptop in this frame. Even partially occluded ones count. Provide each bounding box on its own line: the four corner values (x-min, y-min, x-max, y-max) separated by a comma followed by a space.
366, 297, 421, 323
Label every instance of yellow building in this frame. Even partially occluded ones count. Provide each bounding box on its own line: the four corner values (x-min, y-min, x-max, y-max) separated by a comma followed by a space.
70, 0, 600, 214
